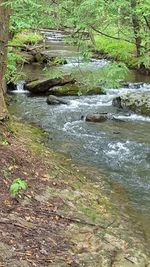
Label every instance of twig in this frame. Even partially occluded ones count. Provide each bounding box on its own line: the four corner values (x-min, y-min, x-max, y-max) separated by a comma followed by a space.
124, 257, 135, 264
90, 26, 135, 44
143, 15, 150, 30
0, 219, 30, 229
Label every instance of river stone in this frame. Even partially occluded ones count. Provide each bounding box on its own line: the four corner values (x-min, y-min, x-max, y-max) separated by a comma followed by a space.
86, 113, 108, 123
7, 82, 17, 91
112, 93, 150, 116
46, 95, 68, 105
26, 75, 76, 94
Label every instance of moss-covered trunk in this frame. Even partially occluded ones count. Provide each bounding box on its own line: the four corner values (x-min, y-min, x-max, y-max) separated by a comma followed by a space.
130, 0, 142, 58
0, 0, 10, 120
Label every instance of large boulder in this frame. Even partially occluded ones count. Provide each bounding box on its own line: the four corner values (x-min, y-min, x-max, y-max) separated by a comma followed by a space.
46, 95, 68, 105
26, 75, 76, 94
112, 93, 150, 116
49, 84, 104, 96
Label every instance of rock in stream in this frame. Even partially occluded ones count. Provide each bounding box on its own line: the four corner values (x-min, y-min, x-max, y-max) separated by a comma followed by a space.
46, 95, 68, 105
85, 113, 123, 123
113, 93, 150, 116
26, 75, 76, 94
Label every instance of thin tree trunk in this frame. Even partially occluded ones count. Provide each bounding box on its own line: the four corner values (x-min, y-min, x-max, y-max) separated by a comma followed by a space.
0, 0, 10, 120
130, 0, 142, 57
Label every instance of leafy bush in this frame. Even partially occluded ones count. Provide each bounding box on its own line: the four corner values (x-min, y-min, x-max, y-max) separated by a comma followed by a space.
6, 50, 24, 83
100, 62, 129, 89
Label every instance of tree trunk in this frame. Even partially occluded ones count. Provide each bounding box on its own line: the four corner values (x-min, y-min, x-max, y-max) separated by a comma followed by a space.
130, 0, 142, 57
0, 0, 10, 120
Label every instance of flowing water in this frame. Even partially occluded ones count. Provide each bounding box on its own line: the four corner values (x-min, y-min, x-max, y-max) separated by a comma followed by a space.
9, 31, 150, 247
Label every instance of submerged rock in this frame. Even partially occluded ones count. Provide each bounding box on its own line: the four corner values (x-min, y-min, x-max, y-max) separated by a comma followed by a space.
85, 113, 123, 123
112, 93, 150, 116
46, 95, 68, 105
121, 82, 145, 89
26, 75, 76, 94
7, 82, 17, 91
86, 113, 108, 123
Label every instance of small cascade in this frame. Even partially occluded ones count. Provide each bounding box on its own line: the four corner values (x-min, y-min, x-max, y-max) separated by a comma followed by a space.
16, 81, 26, 92
42, 31, 66, 42
17, 81, 25, 92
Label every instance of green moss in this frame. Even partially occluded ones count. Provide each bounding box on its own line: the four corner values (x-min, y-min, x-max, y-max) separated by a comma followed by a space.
9, 31, 43, 46
53, 84, 103, 96
8, 120, 48, 154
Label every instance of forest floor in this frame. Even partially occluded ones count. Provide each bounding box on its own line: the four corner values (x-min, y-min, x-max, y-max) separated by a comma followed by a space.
0, 119, 150, 267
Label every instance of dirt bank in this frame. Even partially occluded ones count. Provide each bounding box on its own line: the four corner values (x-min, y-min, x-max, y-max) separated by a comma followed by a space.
0, 120, 149, 267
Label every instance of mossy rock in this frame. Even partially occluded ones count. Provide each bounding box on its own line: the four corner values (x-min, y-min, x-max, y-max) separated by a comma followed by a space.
50, 84, 104, 96
26, 75, 75, 94
113, 93, 150, 116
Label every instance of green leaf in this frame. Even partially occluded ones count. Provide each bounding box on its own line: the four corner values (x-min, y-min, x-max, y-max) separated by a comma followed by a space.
9, 178, 28, 197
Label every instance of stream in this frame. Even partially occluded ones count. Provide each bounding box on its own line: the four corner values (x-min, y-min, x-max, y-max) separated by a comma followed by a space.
9, 31, 150, 247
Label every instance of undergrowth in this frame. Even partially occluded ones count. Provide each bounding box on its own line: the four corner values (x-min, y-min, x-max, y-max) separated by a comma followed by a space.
9, 30, 43, 46
94, 36, 138, 68
6, 30, 43, 83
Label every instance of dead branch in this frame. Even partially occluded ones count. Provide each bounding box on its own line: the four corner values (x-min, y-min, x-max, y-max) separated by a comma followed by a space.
90, 26, 135, 44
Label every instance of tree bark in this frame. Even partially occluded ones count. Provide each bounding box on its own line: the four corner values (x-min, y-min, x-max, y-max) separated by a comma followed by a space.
130, 0, 142, 57
0, 0, 10, 120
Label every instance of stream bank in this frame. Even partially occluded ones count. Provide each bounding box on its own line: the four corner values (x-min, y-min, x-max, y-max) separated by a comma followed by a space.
5, 29, 150, 264
0, 120, 150, 267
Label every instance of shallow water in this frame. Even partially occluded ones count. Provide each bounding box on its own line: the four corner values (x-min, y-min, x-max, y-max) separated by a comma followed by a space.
9, 31, 150, 247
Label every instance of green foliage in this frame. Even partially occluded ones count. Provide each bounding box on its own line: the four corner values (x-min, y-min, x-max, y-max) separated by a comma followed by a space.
9, 0, 54, 33
94, 36, 137, 68
5, 50, 24, 83
100, 62, 129, 89
9, 178, 27, 197
6, 31, 43, 83
54, 0, 150, 69
44, 68, 64, 79
10, 31, 43, 46
71, 61, 128, 90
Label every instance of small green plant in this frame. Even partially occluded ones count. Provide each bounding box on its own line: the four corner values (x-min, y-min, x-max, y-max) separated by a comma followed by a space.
77, 90, 83, 96
2, 140, 9, 146
9, 178, 27, 198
